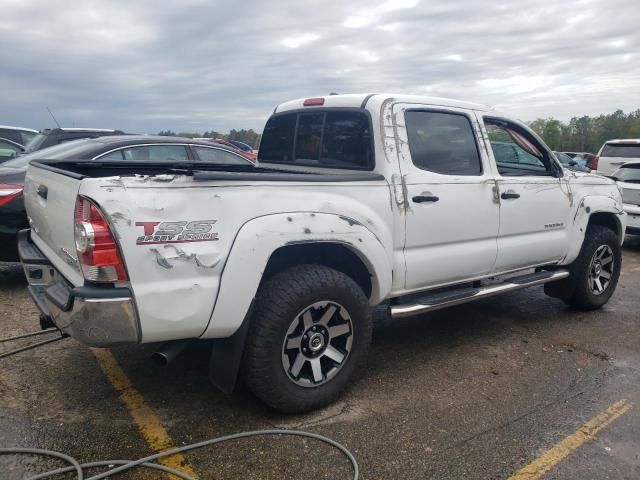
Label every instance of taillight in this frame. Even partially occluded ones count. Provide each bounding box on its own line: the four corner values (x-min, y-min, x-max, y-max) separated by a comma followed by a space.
74, 196, 128, 283
0, 183, 23, 207
590, 156, 599, 171
303, 97, 325, 106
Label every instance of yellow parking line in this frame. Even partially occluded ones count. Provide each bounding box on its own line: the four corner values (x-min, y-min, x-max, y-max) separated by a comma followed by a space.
509, 399, 634, 480
91, 348, 197, 479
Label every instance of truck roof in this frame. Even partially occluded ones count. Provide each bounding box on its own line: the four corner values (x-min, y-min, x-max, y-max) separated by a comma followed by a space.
274, 93, 493, 114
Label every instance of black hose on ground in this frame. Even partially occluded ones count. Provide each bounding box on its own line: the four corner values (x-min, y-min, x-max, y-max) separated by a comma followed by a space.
0, 429, 359, 480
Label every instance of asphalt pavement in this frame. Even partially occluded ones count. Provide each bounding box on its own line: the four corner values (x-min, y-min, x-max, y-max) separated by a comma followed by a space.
1, 236, 639, 479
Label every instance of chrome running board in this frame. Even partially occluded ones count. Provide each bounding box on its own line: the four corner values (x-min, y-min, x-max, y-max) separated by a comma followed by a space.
390, 270, 570, 319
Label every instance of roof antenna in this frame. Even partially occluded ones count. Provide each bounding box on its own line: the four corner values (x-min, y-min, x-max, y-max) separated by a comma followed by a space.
46, 106, 61, 128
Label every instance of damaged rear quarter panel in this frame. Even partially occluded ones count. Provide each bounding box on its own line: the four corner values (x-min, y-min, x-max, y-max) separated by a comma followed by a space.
82, 174, 392, 343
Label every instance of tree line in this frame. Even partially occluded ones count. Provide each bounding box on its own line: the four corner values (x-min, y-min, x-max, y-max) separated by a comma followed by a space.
157, 128, 261, 149
528, 109, 640, 153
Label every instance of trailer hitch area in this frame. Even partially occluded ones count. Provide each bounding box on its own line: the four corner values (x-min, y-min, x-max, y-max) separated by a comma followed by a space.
0, 326, 66, 360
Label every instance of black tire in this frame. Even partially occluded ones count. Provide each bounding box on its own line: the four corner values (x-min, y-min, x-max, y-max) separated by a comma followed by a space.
241, 264, 372, 413
544, 226, 621, 310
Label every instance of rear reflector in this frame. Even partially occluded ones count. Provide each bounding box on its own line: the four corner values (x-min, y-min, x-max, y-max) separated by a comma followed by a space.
591, 156, 599, 171
74, 196, 128, 283
303, 97, 325, 106
0, 183, 23, 207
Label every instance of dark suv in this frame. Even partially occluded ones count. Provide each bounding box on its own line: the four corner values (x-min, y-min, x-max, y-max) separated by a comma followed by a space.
23, 128, 126, 153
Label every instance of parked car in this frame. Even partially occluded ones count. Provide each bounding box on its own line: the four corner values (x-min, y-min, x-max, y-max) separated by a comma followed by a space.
0, 125, 38, 147
0, 137, 24, 163
609, 161, 640, 235
553, 151, 590, 172
561, 152, 596, 170
19, 94, 625, 413
0, 135, 253, 262
194, 137, 257, 161
594, 140, 640, 176
229, 139, 258, 158
23, 128, 126, 153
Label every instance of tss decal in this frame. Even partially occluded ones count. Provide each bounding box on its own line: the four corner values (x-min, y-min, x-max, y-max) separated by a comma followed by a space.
135, 220, 219, 245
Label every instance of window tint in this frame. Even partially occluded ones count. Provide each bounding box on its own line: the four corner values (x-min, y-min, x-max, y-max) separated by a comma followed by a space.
259, 110, 373, 170
601, 144, 640, 158
485, 121, 551, 176
118, 145, 189, 162
193, 146, 249, 165
259, 114, 296, 162
295, 113, 323, 161
405, 111, 481, 175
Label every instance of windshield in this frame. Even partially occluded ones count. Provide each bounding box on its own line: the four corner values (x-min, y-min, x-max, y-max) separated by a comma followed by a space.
23, 133, 48, 153
2, 138, 94, 169
613, 164, 640, 183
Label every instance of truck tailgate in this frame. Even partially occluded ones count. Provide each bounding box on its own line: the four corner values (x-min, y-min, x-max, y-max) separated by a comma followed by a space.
23, 165, 84, 286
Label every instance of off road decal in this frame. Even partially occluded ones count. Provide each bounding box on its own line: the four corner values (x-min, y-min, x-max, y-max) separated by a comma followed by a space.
135, 220, 219, 245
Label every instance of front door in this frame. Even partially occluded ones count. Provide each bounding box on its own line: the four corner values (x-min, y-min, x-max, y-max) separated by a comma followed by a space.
394, 104, 500, 292
476, 114, 573, 272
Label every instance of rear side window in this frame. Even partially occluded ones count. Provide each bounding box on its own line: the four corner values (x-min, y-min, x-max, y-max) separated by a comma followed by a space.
100, 145, 189, 162
193, 146, 249, 165
405, 110, 482, 175
259, 110, 373, 170
613, 164, 640, 183
601, 144, 640, 158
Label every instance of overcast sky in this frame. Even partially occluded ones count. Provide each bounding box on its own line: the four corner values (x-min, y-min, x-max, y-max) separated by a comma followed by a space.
1, 0, 638, 133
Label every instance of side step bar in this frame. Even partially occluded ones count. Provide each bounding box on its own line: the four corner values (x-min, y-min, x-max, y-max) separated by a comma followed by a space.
390, 270, 570, 319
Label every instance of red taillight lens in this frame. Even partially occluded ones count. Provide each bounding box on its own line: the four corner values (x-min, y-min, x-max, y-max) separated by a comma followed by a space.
590, 156, 599, 171
0, 183, 23, 207
74, 196, 128, 282
303, 97, 325, 106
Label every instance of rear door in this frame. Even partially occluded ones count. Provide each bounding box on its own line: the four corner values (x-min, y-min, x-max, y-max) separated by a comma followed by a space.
393, 104, 499, 291
477, 115, 572, 272
23, 165, 84, 285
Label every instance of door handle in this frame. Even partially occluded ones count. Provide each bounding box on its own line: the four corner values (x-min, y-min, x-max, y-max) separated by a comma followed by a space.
37, 185, 48, 199
412, 195, 439, 203
500, 191, 520, 200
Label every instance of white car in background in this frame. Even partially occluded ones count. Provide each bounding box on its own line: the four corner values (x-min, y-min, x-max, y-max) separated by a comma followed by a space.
610, 162, 640, 235
594, 139, 640, 176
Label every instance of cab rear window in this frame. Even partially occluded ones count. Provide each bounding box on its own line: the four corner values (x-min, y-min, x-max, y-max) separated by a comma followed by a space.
259, 110, 374, 170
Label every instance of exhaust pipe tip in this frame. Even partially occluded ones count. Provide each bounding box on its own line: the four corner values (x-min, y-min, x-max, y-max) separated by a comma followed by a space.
151, 340, 190, 367
151, 351, 170, 367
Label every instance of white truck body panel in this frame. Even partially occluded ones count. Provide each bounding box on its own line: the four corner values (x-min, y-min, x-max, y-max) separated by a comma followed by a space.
22, 93, 627, 347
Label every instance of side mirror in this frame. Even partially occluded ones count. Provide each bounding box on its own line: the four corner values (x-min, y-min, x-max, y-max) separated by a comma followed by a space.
568, 160, 577, 166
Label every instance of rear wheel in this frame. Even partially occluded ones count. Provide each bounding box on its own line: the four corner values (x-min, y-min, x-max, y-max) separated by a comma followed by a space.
242, 264, 372, 413
545, 225, 621, 310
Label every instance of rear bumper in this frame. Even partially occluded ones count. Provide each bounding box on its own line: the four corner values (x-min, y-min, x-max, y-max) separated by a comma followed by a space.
18, 229, 140, 346
623, 204, 640, 234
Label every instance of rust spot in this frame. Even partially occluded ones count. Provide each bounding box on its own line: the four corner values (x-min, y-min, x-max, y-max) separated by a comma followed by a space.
303, 227, 312, 234
287, 217, 293, 222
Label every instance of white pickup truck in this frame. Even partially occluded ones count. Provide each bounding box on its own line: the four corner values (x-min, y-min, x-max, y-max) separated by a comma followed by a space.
19, 94, 626, 413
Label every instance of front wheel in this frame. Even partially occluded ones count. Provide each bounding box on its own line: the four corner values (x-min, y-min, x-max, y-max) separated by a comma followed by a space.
545, 225, 621, 310
241, 264, 372, 413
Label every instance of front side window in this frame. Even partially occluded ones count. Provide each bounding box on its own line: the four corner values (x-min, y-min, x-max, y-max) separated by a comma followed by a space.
193, 146, 250, 165
0, 139, 21, 161
485, 120, 553, 176
405, 110, 482, 175
259, 110, 373, 170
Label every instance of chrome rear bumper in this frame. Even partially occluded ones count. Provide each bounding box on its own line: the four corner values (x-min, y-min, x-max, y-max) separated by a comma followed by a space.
18, 229, 140, 347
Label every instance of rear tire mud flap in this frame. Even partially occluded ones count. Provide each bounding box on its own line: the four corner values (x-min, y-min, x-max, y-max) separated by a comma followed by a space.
208, 300, 254, 394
